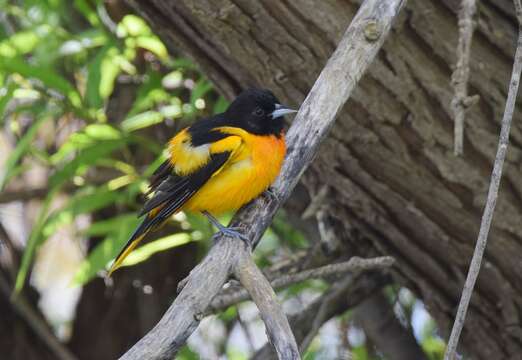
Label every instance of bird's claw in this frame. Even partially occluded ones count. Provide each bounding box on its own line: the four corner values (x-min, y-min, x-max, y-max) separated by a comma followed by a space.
264, 188, 280, 203
217, 226, 250, 242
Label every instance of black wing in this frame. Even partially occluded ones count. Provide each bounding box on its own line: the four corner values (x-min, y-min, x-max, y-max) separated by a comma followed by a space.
138, 151, 231, 225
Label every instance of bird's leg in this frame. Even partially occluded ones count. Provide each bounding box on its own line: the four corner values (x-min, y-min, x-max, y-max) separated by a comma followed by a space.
202, 211, 249, 242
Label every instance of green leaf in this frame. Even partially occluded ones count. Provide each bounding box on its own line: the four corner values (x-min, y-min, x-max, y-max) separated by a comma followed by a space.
352, 345, 369, 360
0, 83, 16, 126
127, 71, 166, 116
86, 45, 110, 108
15, 185, 133, 293
82, 213, 138, 236
14, 188, 58, 293
121, 110, 163, 132
422, 337, 445, 360
117, 15, 151, 37
135, 36, 168, 60
99, 47, 122, 100
159, 104, 182, 119
84, 124, 122, 139
73, 0, 100, 26
49, 138, 128, 189
51, 124, 123, 163
272, 211, 308, 248
170, 58, 198, 70
121, 233, 192, 267
59, 29, 108, 56
42, 187, 127, 238
0, 113, 49, 190
213, 96, 229, 114
217, 306, 238, 323
190, 78, 213, 105
0, 31, 39, 57
162, 70, 183, 89
177, 346, 200, 360
71, 215, 141, 286
0, 57, 82, 109
226, 349, 248, 360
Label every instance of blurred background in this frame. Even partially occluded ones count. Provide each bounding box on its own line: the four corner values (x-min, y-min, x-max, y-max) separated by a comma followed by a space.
0, 0, 445, 359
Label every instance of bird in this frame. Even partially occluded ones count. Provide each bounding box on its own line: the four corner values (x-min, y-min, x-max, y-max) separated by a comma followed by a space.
108, 88, 297, 275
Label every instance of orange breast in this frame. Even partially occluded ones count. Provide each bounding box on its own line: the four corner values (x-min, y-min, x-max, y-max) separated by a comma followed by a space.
183, 132, 286, 214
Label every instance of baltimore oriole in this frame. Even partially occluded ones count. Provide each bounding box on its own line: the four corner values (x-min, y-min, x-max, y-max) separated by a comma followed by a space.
108, 88, 296, 274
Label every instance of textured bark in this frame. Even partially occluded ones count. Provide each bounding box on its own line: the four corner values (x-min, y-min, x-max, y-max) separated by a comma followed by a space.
354, 292, 428, 360
126, 0, 522, 359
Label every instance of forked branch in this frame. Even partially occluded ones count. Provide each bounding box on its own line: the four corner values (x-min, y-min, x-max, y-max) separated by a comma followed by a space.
120, 0, 406, 359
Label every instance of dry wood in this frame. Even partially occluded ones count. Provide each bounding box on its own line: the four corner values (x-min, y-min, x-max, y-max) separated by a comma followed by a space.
444, 1, 522, 359
451, 0, 479, 155
208, 256, 394, 314
252, 273, 390, 360
119, 1, 405, 359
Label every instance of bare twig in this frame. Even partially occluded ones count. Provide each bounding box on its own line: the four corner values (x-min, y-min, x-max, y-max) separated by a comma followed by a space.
444, 1, 522, 358
119, 1, 405, 359
301, 185, 329, 220
236, 307, 256, 353
299, 276, 354, 353
0, 174, 116, 204
208, 256, 394, 314
0, 188, 49, 204
253, 273, 391, 360
451, 0, 480, 155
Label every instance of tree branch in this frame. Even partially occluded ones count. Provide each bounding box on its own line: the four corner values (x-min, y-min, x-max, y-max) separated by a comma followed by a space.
444, 1, 522, 358
253, 273, 391, 360
235, 252, 299, 359
451, 0, 479, 156
299, 276, 354, 353
208, 256, 394, 314
119, 1, 405, 359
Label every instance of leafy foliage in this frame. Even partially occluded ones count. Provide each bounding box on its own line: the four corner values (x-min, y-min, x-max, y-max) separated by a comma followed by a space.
0, 0, 223, 291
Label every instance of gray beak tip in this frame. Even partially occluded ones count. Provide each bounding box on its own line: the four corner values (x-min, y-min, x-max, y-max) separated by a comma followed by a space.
271, 104, 298, 119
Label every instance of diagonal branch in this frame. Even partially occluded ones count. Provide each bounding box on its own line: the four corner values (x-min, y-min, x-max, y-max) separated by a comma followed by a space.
444, 1, 522, 358
119, 1, 406, 359
234, 252, 298, 359
252, 272, 391, 360
298, 276, 355, 353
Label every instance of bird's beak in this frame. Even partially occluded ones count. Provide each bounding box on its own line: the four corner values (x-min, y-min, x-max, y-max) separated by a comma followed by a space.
271, 103, 297, 119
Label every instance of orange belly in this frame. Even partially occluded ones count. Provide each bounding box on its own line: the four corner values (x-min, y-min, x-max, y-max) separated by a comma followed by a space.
182, 134, 285, 214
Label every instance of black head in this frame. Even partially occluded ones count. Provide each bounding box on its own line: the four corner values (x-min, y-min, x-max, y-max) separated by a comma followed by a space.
224, 88, 296, 136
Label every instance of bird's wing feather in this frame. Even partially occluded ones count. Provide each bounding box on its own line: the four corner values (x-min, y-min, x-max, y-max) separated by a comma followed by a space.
140, 134, 243, 216
108, 134, 243, 275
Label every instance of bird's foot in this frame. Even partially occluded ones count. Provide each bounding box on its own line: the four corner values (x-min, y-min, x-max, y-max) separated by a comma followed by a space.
264, 187, 280, 203
216, 226, 249, 242
203, 211, 250, 243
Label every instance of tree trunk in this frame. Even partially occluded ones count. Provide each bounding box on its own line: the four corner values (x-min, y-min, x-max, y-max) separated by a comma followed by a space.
126, 0, 522, 358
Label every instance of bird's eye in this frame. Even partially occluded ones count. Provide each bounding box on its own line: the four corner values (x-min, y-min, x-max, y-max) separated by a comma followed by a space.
253, 107, 265, 117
